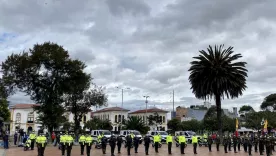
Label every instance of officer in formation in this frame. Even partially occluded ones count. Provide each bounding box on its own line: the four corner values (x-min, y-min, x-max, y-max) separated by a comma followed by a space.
232, 134, 238, 153
125, 133, 133, 156
223, 135, 228, 153
79, 132, 86, 155
192, 135, 198, 154
243, 133, 249, 152
101, 134, 108, 154
228, 134, 232, 151
144, 134, 151, 155
85, 133, 93, 156
215, 134, 220, 151
265, 135, 271, 156
237, 135, 241, 151
109, 134, 117, 156
36, 133, 47, 156
153, 133, 160, 153
254, 133, 259, 152
133, 135, 140, 153
29, 130, 37, 150
166, 133, 173, 154
60, 132, 67, 156
116, 135, 123, 154
248, 133, 253, 156
66, 133, 74, 156
178, 132, 186, 154
259, 134, 265, 155
207, 134, 212, 152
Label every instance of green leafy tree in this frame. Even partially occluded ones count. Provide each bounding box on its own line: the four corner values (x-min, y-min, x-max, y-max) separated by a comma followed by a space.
122, 116, 149, 134
147, 112, 163, 130
85, 118, 113, 131
181, 119, 203, 132
260, 94, 276, 111
239, 105, 254, 113
188, 45, 248, 138
167, 118, 182, 132
1, 42, 89, 133
244, 111, 276, 129
63, 121, 74, 131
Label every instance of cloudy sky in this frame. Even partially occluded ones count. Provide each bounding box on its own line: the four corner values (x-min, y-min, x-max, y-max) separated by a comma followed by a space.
1, 0, 276, 112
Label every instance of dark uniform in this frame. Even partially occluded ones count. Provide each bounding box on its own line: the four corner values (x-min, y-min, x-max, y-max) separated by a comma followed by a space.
248, 134, 253, 156
133, 135, 139, 153
101, 136, 108, 154
126, 134, 133, 156
228, 135, 232, 151
223, 135, 228, 153
237, 135, 241, 151
116, 135, 123, 153
144, 135, 150, 155
254, 134, 259, 152
233, 135, 238, 153
207, 135, 212, 152
265, 135, 271, 156
243, 134, 248, 152
109, 135, 117, 156
259, 135, 265, 155
272, 135, 275, 152
215, 135, 220, 151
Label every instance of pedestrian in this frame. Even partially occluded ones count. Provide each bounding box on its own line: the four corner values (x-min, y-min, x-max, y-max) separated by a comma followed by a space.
14, 131, 18, 145
153, 133, 160, 153
116, 135, 123, 154
101, 135, 108, 154
51, 132, 56, 143
223, 135, 228, 153
192, 135, 198, 154
60, 132, 67, 156
3, 132, 9, 149
55, 132, 61, 147
166, 133, 173, 154
30, 130, 37, 150
207, 134, 212, 152
66, 133, 74, 156
133, 135, 139, 153
179, 132, 186, 154
109, 134, 116, 156
215, 134, 220, 151
79, 132, 86, 155
232, 134, 237, 153
144, 134, 150, 155
126, 133, 133, 156
85, 133, 93, 156
228, 134, 232, 151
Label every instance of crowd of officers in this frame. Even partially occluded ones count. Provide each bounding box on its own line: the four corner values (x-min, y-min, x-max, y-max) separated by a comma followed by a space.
26, 130, 276, 156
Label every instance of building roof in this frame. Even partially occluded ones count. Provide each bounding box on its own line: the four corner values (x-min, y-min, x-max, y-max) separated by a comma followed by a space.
10, 104, 40, 109
186, 108, 207, 121
93, 107, 129, 113
128, 107, 168, 114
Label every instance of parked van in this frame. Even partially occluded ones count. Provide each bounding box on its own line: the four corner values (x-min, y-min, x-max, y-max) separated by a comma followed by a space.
120, 130, 143, 144
147, 131, 168, 143
91, 130, 112, 143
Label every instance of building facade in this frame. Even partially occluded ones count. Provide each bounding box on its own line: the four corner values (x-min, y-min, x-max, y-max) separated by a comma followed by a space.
92, 107, 129, 131
128, 107, 168, 131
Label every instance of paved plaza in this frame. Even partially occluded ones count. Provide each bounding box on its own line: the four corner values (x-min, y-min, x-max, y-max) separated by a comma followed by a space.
5, 144, 257, 156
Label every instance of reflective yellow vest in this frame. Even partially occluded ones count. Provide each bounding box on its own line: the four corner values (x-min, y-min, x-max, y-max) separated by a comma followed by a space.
192, 136, 198, 143
40, 136, 47, 147
66, 135, 74, 146
79, 135, 86, 145
154, 135, 160, 143
35, 136, 41, 144
179, 136, 186, 143
131, 133, 134, 139
85, 136, 93, 146
60, 135, 67, 145
166, 135, 173, 143
30, 133, 36, 140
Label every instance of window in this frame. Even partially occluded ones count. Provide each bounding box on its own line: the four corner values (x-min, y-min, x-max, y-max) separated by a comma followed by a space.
108, 114, 109, 119
123, 131, 126, 135
118, 115, 121, 122
115, 115, 117, 123
162, 116, 165, 123
27, 112, 34, 123
122, 115, 125, 121
16, 113, 21, 123
83, 115, 87, 123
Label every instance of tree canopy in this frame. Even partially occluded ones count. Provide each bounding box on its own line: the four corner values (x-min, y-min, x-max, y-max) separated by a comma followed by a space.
147, 112, 163, 130
188, 45, 247, 138
167, 118, 182, 132
84, 118, 113, 131
239, 105, 254, 113
260, 93, 276, 111
123, 116, 149, 134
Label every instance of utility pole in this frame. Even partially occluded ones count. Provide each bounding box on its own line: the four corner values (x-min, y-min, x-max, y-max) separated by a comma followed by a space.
173, 90, 175, 115
116, 87, 130, 129
143, 95, 149, 125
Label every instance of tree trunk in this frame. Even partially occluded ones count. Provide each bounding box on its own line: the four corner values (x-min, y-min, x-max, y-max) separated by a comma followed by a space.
74, 113, 80, 143
215, 94, 223, 142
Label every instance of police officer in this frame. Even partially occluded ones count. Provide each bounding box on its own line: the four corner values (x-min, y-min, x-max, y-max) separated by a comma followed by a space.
126, 133, 133, 156
85, 133, 93, 156
40, 133, 47, 156
66, 133, 74, 156
98, 132, 104, 144
265, 135, 271, 156
233, 134, 238, 153
29, 130, 37, 150
237, 135, 241, 151
223, 135, 228, 153
36, 133, 41, 156
179, 132, 186, 154
215, 134, 220, 151
153, 133, 160, 153
166, 133, 173, 154
207, 134, 212, 152
116, 135, 123, 154
192, 135, 198, 154
79, 132, 86, 155
248, 133, 253, 156
254, 133, 259, 152
109, 134, 117, 156
144, 134, 151, 155
228, 134, 232, 151
272, 135, 275, 152
133, 135, 139, 153
60, 132, 67, 156
244, 133, 248, 152
101, 135, 108, 154
259, 134, 265, 155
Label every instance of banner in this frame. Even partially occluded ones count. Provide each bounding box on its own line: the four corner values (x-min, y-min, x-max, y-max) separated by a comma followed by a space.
235, 118, 239, 130
263, 119, 268, 133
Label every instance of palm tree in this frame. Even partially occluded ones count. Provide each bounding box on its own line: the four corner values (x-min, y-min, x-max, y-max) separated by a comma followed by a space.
188, 45, 247, 138
123, 116, 149, 134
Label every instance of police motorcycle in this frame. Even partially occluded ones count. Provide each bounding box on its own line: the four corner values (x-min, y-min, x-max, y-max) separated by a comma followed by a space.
174, 137, 187, 148
198, 137, 208, 147
23, 137, 32, 151
95, 140, 102, 149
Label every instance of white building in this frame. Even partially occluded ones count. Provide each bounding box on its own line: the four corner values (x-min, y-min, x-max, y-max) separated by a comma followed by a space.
9, 104, 91, 134
128, 107, 168, 131
92, 107, 129, 131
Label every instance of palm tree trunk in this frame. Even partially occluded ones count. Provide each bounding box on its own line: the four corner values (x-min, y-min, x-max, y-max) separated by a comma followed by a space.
215, 94, 223, 142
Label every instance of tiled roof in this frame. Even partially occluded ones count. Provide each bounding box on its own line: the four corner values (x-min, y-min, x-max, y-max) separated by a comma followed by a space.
128, 107, 168, 114
93, 107, 129, 113
10, 104, 40, 109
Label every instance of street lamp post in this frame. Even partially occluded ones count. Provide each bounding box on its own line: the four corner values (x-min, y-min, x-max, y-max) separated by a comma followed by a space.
116, 87, 130, 129
143, 95, 149, 125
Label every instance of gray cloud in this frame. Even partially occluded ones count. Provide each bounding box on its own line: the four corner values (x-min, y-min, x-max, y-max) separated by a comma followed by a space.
1, 0, 276, 112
